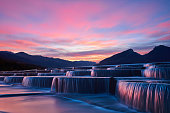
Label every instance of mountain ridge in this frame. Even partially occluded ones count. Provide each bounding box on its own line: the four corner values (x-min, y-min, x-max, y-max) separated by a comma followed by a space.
0, 51, 96, 70
99, 45, 170, 65
0, 45, 170, 70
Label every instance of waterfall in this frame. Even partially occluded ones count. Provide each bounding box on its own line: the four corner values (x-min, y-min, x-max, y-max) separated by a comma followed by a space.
0, 76, 5, 81
116, 80, 170, 113
65, 71, 91, 77
52, 77, 111, 94
4, 76, 24, 83
22, 76, 54, 88
91, 70, 142, 77
142, 63, 170, 79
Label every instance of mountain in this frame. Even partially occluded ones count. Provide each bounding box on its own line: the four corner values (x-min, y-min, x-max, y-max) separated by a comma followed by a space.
99, 49, 143, 65
0, 51, 96, 70
0, 56, 42, 71
1, 45, 169, 70
99, 45, 170, 65
143, 45, 170, 62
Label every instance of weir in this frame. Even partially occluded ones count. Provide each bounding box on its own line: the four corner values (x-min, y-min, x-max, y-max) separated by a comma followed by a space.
4, 76, 24, 83
0, 76, 5, 81
91, 69, 142, 77
142, 63, 170, 79
52, 77, 111, 94
22, 76, 55, 88
116, 80, 170, 113
0, 62, 169, 113
38, 73, 65, 76
66, 71, 91, 77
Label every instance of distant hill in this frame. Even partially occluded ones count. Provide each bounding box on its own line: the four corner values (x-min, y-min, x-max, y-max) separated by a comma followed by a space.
143, 45, 170, 62
1, 45, 169, 70
99, 49, 143, 65
0, 57, 42, 71
99, 45, 170, 65
0, 51, 96, 70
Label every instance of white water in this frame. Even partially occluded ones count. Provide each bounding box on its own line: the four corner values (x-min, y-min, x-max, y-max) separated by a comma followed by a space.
66, 71, 91, 77
4, 76, 24, 83
22, 76, 54, 88
116, 80, 170, 113
142, 63, 170, 79
52, 77, 110, 94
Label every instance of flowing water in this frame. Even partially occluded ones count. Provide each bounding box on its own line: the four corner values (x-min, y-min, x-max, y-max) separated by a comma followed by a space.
0, 82, 140, 113
91, 69, 142, 77
22, 76, 55, 88
1, 62, 170, 113
4, 76, 24, 83
52, 77, 111, 94
142, 66, 170, 79
66, 71, 91, 77
116, 80, 170, 113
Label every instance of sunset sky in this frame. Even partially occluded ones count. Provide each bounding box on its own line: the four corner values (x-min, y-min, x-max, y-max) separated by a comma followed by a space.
0, 0, 169, 62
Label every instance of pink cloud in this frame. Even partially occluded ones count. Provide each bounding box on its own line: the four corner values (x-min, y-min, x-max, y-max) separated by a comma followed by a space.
0, 40, 40, 50
158, 35, 170, 41
0, 0, 159, 34
74, 40, 117, 49
156, 20, 170, 28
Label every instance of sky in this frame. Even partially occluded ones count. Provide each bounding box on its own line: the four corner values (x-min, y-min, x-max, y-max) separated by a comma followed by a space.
0, 0, 170, 62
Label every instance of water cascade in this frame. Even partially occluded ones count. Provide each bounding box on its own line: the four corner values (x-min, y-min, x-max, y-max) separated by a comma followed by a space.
116, 80, 170, 113
142, 63, 170, 79
66, 71, 91, 77
91, 69, 142, 77
0, 76, 5, 81
4, 76, 24, 83
22, 76, 55, 88
38, 73, 65, 76
52, 77, 111, 94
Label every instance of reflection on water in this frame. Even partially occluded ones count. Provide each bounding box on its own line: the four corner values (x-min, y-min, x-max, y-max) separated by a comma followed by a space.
0, 82, 142, 113
0, 95, 118, 113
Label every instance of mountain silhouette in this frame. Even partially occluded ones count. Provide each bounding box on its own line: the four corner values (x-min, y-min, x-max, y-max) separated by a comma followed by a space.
99, 49, 142, 65
143, 45, 170, 62
1, 45, 170, 70
0, 51, 96, 70
99, 45, 170, 65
